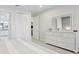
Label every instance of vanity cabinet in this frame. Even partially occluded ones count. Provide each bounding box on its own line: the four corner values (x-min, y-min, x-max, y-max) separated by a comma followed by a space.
45, 32, 76, 52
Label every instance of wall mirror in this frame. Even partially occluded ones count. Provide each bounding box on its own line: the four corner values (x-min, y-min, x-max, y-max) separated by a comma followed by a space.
52, 14, 72, 32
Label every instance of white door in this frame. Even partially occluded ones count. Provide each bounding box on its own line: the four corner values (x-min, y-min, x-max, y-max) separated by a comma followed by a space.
33, 16, 40, 40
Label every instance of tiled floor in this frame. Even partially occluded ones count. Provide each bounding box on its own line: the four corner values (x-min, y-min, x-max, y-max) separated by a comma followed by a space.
10, 39, 58, 54
0, 38, 75, 54
0, 39, 58, 54
32, 39, 74, 54
0, 40, 9, 54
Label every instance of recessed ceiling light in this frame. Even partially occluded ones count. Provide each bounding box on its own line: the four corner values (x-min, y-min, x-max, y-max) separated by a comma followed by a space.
40, 5, 43, 7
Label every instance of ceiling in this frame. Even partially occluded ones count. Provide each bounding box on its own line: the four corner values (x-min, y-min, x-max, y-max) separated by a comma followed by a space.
0, 5, 55, 16
26, 5, 55, 16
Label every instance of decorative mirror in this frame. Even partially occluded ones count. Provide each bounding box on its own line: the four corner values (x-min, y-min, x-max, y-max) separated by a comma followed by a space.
52, 14, 72, 32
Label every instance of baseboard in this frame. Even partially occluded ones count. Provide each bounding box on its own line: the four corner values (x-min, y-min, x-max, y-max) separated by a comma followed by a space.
46, 43, 76, 53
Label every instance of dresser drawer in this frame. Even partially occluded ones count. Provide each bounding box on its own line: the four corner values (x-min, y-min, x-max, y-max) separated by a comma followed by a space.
46, 39, 75, 51
46, 35, 75, 44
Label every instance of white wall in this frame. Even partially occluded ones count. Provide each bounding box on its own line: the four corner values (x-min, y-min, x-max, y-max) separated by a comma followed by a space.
36, 6, 78, 41
0, 7, 31, 42
15, 13, 31, 41
12, 12, 31, 42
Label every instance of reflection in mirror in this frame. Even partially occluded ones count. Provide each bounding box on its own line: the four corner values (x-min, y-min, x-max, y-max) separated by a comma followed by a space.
61, 16, 71, 31
52, 17, 57, 31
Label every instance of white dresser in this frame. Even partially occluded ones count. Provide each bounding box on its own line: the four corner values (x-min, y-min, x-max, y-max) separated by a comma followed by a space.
45, 31, 76, 52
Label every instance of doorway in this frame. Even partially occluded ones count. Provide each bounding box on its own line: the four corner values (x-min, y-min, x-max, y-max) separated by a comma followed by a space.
0, 12, 9, 40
